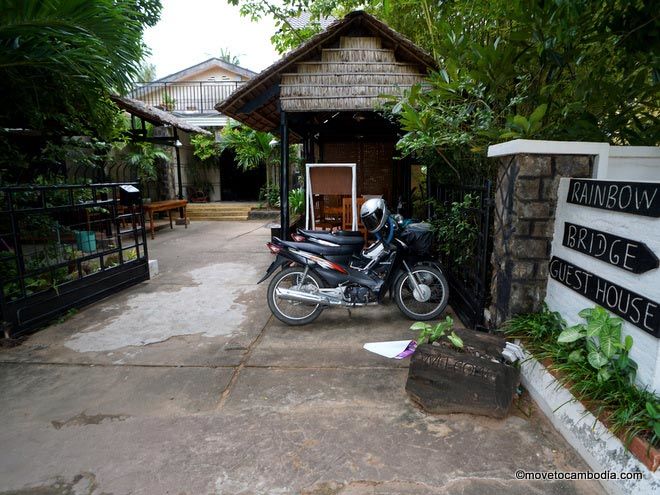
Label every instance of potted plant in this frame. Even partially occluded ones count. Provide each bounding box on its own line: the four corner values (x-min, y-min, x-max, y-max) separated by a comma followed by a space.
406, 317, 520, 418
160, 92, 176, 111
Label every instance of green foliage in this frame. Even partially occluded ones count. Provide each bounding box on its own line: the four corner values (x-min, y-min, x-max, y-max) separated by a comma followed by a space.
191, 133, 222, 162
161, 93, 176, 110
646, 401, 660, 446
114, 141, 170, 183
260, 184, 280, 208
0, 0, 162, 135
220, 123, 281, 206
107, 117, 170, 185
556, 307, 638, 384
504, 305, 659, 448
218, 47, 241, 65
220, 123, 279, 172
411, 316, 463, 349
288, 187, 305, 215
503, 303, 566, 349
226, 0, 357, 54
233, 1, 659, 175
189, 133, 222, 197
430, 194, 479, 266
136, 62, 157, 82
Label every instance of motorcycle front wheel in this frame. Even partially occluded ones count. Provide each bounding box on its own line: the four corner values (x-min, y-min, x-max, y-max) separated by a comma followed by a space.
394, 264, 449, 320
267, 266, 325, 326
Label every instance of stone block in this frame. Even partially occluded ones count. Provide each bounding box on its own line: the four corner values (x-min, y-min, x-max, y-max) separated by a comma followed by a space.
555, 155, 592, 177
514, 220, 532, 237
536, 261, 549, 281
531, 220, 553, 238
519, 201, 551, 219
518, 154, 552, 176
541, 176, 560, 201
515, 177, 541, 201
510, 238, 548, 259
512, 261, 535, 280
510, 283, 545, 315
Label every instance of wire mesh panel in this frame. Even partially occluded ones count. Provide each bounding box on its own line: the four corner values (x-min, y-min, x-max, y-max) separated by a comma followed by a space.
0, 183, 149, 337
432, 180, 494, 329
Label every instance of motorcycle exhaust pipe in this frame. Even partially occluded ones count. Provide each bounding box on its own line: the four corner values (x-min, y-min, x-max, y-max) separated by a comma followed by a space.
274, 287, 343, 306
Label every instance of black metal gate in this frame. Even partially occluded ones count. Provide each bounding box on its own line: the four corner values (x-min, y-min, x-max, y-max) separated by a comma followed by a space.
0, 183, 149, 337
432, 180, 494, 329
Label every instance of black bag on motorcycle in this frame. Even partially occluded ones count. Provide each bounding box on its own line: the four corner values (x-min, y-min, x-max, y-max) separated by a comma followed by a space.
400, 223, 434, 256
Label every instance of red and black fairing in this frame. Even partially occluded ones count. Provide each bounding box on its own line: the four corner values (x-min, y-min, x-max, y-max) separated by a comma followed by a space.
258, 236, 402, 300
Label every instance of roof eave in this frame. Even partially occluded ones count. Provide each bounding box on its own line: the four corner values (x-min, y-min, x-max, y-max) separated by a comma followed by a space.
215, 10, 436, 130
110, 95, 211, 135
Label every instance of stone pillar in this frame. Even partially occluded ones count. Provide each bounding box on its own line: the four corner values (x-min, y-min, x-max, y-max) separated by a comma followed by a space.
489, 153, 593, 325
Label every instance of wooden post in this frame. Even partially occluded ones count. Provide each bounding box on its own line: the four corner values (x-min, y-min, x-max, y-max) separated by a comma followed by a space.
280, 110, 290, 240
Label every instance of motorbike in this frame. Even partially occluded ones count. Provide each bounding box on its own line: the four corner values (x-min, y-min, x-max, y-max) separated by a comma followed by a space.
257, 199, 449, 326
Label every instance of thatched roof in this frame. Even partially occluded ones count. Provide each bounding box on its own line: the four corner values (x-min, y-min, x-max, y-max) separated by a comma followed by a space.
216, 10, 436, 134
111, 95, 211, 135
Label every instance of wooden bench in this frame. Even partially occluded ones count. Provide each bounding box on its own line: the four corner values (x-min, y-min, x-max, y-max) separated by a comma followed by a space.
143, 200, 188, 239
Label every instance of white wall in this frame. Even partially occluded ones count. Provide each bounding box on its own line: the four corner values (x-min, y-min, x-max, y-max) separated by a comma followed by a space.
606, 146, 660, 181
488, 139, 660, 181
545, 179, 660, 392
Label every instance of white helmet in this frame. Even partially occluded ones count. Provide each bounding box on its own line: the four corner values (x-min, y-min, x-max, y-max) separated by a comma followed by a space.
360, 198, 389, 233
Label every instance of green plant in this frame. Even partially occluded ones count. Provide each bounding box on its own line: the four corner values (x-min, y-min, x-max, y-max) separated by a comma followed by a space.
0, 0, 162, 136
411, 316, 463, 349
431, 193, 479, 266
505, 304, 660, 448
557, 306, 637, 384
645, 401, 660, 447
503, 303, 565, 350
259, 184, 280, 208
191, 133, 221, 162
218, 47, 241, 65
288, 188, 304, 215
161, 92, 176, 110
119, 142, 170, 183
220, 123, 280, 207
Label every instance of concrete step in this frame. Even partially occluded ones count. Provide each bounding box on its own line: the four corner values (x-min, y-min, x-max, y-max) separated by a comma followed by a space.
189, 216, 249, 221
188, 210, 252, 215
188, 211, 252, 216
189, 215, 252, 218
187, 206, 253, 211
186, 203, 256, 221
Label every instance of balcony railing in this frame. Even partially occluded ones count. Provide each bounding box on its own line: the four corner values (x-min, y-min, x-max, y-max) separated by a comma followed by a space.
130, 81, 244, 114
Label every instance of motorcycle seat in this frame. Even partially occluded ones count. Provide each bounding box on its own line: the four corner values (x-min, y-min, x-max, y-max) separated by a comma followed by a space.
298, 230, 364, 246
280, 240, 357, 257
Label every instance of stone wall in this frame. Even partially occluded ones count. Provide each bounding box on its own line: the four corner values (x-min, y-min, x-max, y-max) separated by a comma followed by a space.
489, 153, 593, 325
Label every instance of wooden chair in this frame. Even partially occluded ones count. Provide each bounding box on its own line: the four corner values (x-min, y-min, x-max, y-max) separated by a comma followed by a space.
314, 194, 342, 230
342, 197, 367, 239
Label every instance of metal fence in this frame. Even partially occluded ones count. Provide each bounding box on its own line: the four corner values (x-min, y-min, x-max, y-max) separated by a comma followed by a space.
130, 81, 243, 114
0, 183, 149, 337
432, 180, 494, 329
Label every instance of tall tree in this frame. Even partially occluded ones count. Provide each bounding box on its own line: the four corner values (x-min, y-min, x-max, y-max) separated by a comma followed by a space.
0, 0, 162, 136
136, 62, 158, 82
228, 0, 659, 149
218, 47, 241, 66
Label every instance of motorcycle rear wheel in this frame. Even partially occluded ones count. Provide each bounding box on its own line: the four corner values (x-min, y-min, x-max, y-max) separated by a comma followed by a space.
267, 266, 325, 326
394, 264, 449, 320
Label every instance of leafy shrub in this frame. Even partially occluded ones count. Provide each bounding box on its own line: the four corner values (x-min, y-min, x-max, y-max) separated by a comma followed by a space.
288, 188, 304, 216
259, 184, 280, 208
430, 193, 479, 266
504, 305, 660, 448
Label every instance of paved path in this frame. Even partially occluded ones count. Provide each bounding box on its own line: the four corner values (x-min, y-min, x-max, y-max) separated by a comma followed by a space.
0, 221, 603, 494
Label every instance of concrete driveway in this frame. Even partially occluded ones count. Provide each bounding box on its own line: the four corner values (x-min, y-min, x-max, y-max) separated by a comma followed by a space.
0, 221, 603, 495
